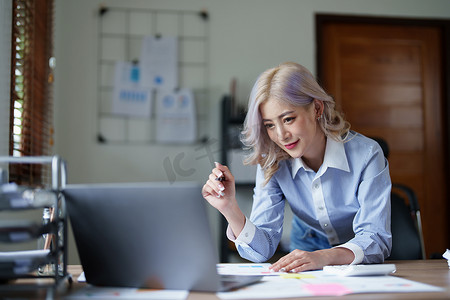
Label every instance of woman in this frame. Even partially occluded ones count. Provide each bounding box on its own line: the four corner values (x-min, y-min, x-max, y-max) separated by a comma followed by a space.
202, 62, 391, 272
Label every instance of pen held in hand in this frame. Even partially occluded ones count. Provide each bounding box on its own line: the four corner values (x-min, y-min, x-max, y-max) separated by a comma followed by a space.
215, 176, 226, 182
215, 176, 226, 197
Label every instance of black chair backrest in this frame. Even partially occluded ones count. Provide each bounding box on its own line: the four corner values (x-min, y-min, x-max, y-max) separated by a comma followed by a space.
371, 137, 424, 260
389, 189, 422, 260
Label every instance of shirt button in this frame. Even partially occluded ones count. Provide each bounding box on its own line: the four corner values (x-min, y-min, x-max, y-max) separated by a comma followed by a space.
318, 206, 324, 210
245, 233, 248, 237
314, 184, 319, 189
324, 223, 328, 227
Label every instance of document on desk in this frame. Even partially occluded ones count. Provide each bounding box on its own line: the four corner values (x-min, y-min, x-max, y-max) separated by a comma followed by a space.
216, 269, 444, 299
217, 263, 281, 276
71, 272, 188, 300
65, 285, 188, 300
443, 249, 450, 268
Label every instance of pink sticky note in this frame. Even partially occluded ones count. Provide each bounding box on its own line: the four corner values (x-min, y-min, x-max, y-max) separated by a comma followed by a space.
303, 283, 352, 296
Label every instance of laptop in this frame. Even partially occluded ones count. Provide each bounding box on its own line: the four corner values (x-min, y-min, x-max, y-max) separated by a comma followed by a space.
63, 182, 262, 292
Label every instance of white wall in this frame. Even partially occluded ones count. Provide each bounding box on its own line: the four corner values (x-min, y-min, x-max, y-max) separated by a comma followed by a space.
54, 0, 450, 185
54, 0, 450, 263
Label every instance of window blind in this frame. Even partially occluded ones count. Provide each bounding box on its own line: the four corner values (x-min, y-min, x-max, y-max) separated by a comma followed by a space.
9, 0, 54, 186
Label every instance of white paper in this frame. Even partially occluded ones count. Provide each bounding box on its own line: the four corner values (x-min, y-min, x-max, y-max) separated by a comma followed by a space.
156, 89, 196, 143
77, 271, 86, 282
65, 285, 188, 300
217, 263, 281, 276
217, 276, 313, 299
216, 270, 444, 299
140, 36, 177, 90
112, 61, 152, 118
443, 249, 450, 268
443, 249, 450, 260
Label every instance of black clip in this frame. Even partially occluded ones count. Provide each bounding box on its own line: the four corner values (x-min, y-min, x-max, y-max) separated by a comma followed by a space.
99, 5, 108, 16
199, 9, 209, 21
97, 134, 107, 144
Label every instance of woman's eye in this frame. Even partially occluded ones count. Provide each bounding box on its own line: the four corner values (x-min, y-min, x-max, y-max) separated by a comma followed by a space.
284, 117, 295, 123
264, 123, 274, 129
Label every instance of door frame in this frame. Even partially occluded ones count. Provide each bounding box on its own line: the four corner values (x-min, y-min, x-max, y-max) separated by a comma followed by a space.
315, 14, 450, 249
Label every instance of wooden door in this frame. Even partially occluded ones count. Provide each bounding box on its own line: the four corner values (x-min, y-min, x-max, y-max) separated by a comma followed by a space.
318, 18, 447, 257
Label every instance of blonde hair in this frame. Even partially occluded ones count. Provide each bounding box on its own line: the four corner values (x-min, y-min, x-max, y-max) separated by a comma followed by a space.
241, 62, 350, 184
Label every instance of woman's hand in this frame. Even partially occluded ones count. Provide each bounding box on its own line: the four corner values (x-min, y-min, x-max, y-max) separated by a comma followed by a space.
269, 247, 354, 272
202, 162, 236, 212
202, 162, 245, 236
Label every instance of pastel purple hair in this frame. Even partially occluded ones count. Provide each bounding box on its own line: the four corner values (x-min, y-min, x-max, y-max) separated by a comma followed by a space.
240, 62, 350, 184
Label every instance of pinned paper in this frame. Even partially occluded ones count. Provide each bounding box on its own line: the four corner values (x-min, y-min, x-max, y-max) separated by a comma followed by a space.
140, 36, 178, 90
155, 89, 196, 144
112, 61, 152, 118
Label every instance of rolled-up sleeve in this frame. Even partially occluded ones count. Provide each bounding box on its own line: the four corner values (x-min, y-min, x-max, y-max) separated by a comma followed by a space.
349, 150, 392, 263
335, 242, 364, 264
227, 166, 286, 262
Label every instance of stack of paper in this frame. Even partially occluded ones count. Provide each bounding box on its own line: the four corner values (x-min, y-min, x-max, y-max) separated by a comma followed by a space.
0, 249, 50, 278
0, 183, 57, 209
443, 249, 450, 268
0, 219, 46, 242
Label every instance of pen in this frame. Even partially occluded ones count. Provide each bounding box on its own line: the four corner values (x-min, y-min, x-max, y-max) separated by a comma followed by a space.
214, 162, 225, 182
215, 176, 225, 182
215, 175, 225, 197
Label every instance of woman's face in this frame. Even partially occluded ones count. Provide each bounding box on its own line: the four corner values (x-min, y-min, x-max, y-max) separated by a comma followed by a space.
259, 98, 325, 162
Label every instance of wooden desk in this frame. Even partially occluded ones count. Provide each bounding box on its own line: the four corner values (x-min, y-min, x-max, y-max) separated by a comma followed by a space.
1, 260, 449, 299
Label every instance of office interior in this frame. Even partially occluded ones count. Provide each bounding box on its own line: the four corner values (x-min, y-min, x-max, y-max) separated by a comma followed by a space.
1, 0, 450, 267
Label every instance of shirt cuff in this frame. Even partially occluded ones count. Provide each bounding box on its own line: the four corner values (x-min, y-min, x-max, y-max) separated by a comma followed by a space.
334, 242, 364, 265
226, 216, 256, 245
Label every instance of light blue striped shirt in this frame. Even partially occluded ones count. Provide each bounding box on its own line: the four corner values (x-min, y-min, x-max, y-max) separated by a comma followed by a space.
228, 132, 392, 264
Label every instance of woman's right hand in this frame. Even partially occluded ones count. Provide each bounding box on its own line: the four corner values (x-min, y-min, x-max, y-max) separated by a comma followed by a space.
202, 162, 237, 214
202, 162, 246, 237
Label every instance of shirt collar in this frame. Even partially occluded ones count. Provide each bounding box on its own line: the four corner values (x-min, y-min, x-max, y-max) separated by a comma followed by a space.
291, 137, 350, 178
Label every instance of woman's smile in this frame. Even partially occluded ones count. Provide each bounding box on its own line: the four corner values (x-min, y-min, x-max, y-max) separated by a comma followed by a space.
284, 140, 299, 150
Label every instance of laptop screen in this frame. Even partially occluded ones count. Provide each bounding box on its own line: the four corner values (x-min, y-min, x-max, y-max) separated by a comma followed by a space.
63, 182, 223, 291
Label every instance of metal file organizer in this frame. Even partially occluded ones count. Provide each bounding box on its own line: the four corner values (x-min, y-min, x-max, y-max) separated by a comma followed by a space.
0, 156, 71, 295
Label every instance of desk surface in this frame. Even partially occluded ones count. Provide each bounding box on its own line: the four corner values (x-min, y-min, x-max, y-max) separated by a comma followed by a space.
1, 260, 449, 299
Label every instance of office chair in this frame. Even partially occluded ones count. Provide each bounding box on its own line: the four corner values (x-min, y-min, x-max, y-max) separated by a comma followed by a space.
389, 183, 426, 259
371, 137, 426, 260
